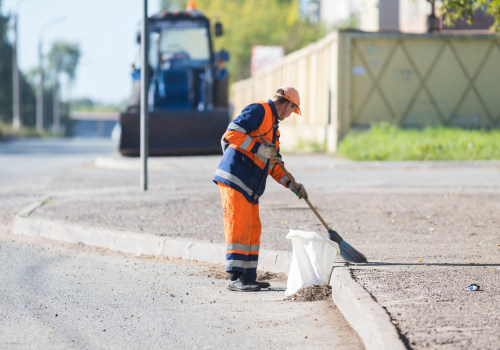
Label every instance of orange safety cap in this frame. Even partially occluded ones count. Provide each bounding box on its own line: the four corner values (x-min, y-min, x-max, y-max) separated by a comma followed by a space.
187, 1, 197, 10
277, 86, 301, 115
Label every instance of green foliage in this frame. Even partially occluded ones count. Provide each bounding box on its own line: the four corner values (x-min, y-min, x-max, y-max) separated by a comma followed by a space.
159, 0, 326, 81
337, 123, 500, 161
439, 0, 500, 33
0, 7, 56, 129
0, 11, 12, 124
294, 138, 326, 153
0, 12, 36, 127
160, 0, 186, 11
0, 120, 52, 140
71, 97, 123, 112
18, 74, 37, 126
48, 41, 81, 82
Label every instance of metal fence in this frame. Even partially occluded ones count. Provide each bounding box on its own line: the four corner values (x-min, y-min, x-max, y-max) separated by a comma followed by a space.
230, 31, 500, 153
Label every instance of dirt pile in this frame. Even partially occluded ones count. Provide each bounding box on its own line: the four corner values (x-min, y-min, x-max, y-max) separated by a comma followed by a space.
204, 266, 287, 282
285, 284, 332, 302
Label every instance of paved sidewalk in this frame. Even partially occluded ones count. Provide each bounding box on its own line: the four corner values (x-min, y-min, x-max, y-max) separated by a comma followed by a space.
10, 154, 500, 350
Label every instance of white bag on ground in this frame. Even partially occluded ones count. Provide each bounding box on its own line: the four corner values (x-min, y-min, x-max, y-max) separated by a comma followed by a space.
285, 229, 338, 297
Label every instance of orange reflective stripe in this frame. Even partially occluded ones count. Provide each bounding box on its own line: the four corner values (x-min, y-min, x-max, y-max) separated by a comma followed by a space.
269, 160, 288, 186
224, 129, 256, 152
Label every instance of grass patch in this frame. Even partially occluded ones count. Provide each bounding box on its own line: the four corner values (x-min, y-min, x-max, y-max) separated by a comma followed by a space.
337, 123, 500, 161
0, 121, 56, 141
294, 138, 326, 153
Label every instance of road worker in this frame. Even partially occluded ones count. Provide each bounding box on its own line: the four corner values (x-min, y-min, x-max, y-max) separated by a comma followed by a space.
213, 87, 308, 292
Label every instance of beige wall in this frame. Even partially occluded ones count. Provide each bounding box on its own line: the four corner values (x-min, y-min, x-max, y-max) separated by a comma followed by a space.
230, 31, 500, 153
340, 32, 500, 138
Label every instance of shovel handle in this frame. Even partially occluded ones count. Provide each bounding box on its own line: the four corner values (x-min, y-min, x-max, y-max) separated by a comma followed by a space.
258, 134, 331, 231
303, 199, 331, 231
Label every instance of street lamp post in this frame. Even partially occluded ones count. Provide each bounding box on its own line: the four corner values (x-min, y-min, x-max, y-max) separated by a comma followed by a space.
11, 0, 30, 130
140, 0, 149, 191
12, 12, 20, 130
36, 37, 44, 132
36, 15, 66, 133
52, 68, 60, 134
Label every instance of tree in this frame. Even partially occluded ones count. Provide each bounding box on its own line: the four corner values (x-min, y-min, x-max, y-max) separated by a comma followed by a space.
439, 0, 500, 33
47, 41, 80, 132
0, 8, 13, 124
0, 3, 37, 128
160, 0, 186, 11
47, 41, 81, 87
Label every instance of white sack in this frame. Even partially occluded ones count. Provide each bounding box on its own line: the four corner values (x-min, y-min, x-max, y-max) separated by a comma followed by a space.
284, 229, 338, 297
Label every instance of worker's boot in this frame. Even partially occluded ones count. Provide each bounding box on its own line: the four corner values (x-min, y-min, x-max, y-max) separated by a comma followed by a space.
226, 276, 261, 292
254, 280, 271, 289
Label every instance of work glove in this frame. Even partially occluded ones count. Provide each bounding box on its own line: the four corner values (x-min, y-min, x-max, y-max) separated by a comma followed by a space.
258, 143, 277, 160
289, 182, 308, 199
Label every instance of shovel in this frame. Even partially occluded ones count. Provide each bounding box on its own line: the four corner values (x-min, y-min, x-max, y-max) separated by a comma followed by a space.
258, 134, 367, 263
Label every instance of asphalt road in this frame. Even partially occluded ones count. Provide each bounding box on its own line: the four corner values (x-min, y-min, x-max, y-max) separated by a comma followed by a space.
0, 138, 116, 186
0, 234, 363, 350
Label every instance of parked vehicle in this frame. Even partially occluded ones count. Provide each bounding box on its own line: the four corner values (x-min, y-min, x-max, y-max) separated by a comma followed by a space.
119, 2, 230, 155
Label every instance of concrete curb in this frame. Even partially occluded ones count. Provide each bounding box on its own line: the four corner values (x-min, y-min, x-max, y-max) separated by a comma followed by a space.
330, 266, 406, 350
11, 199, 406, 350
11, 207, 291, 274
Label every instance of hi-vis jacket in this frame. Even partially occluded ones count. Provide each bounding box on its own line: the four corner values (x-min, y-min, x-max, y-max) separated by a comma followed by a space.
213, 100, 291, 203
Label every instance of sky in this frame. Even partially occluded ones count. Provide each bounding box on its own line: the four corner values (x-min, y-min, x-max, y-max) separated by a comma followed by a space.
2, 0, 162, 104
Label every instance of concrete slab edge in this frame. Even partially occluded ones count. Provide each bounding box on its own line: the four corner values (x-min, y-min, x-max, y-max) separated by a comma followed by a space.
17, 198, 50, 217
330, 266, 406, 350
10, 215, 291, 274
94, 156, 178, 172
94, 156, 144, 171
